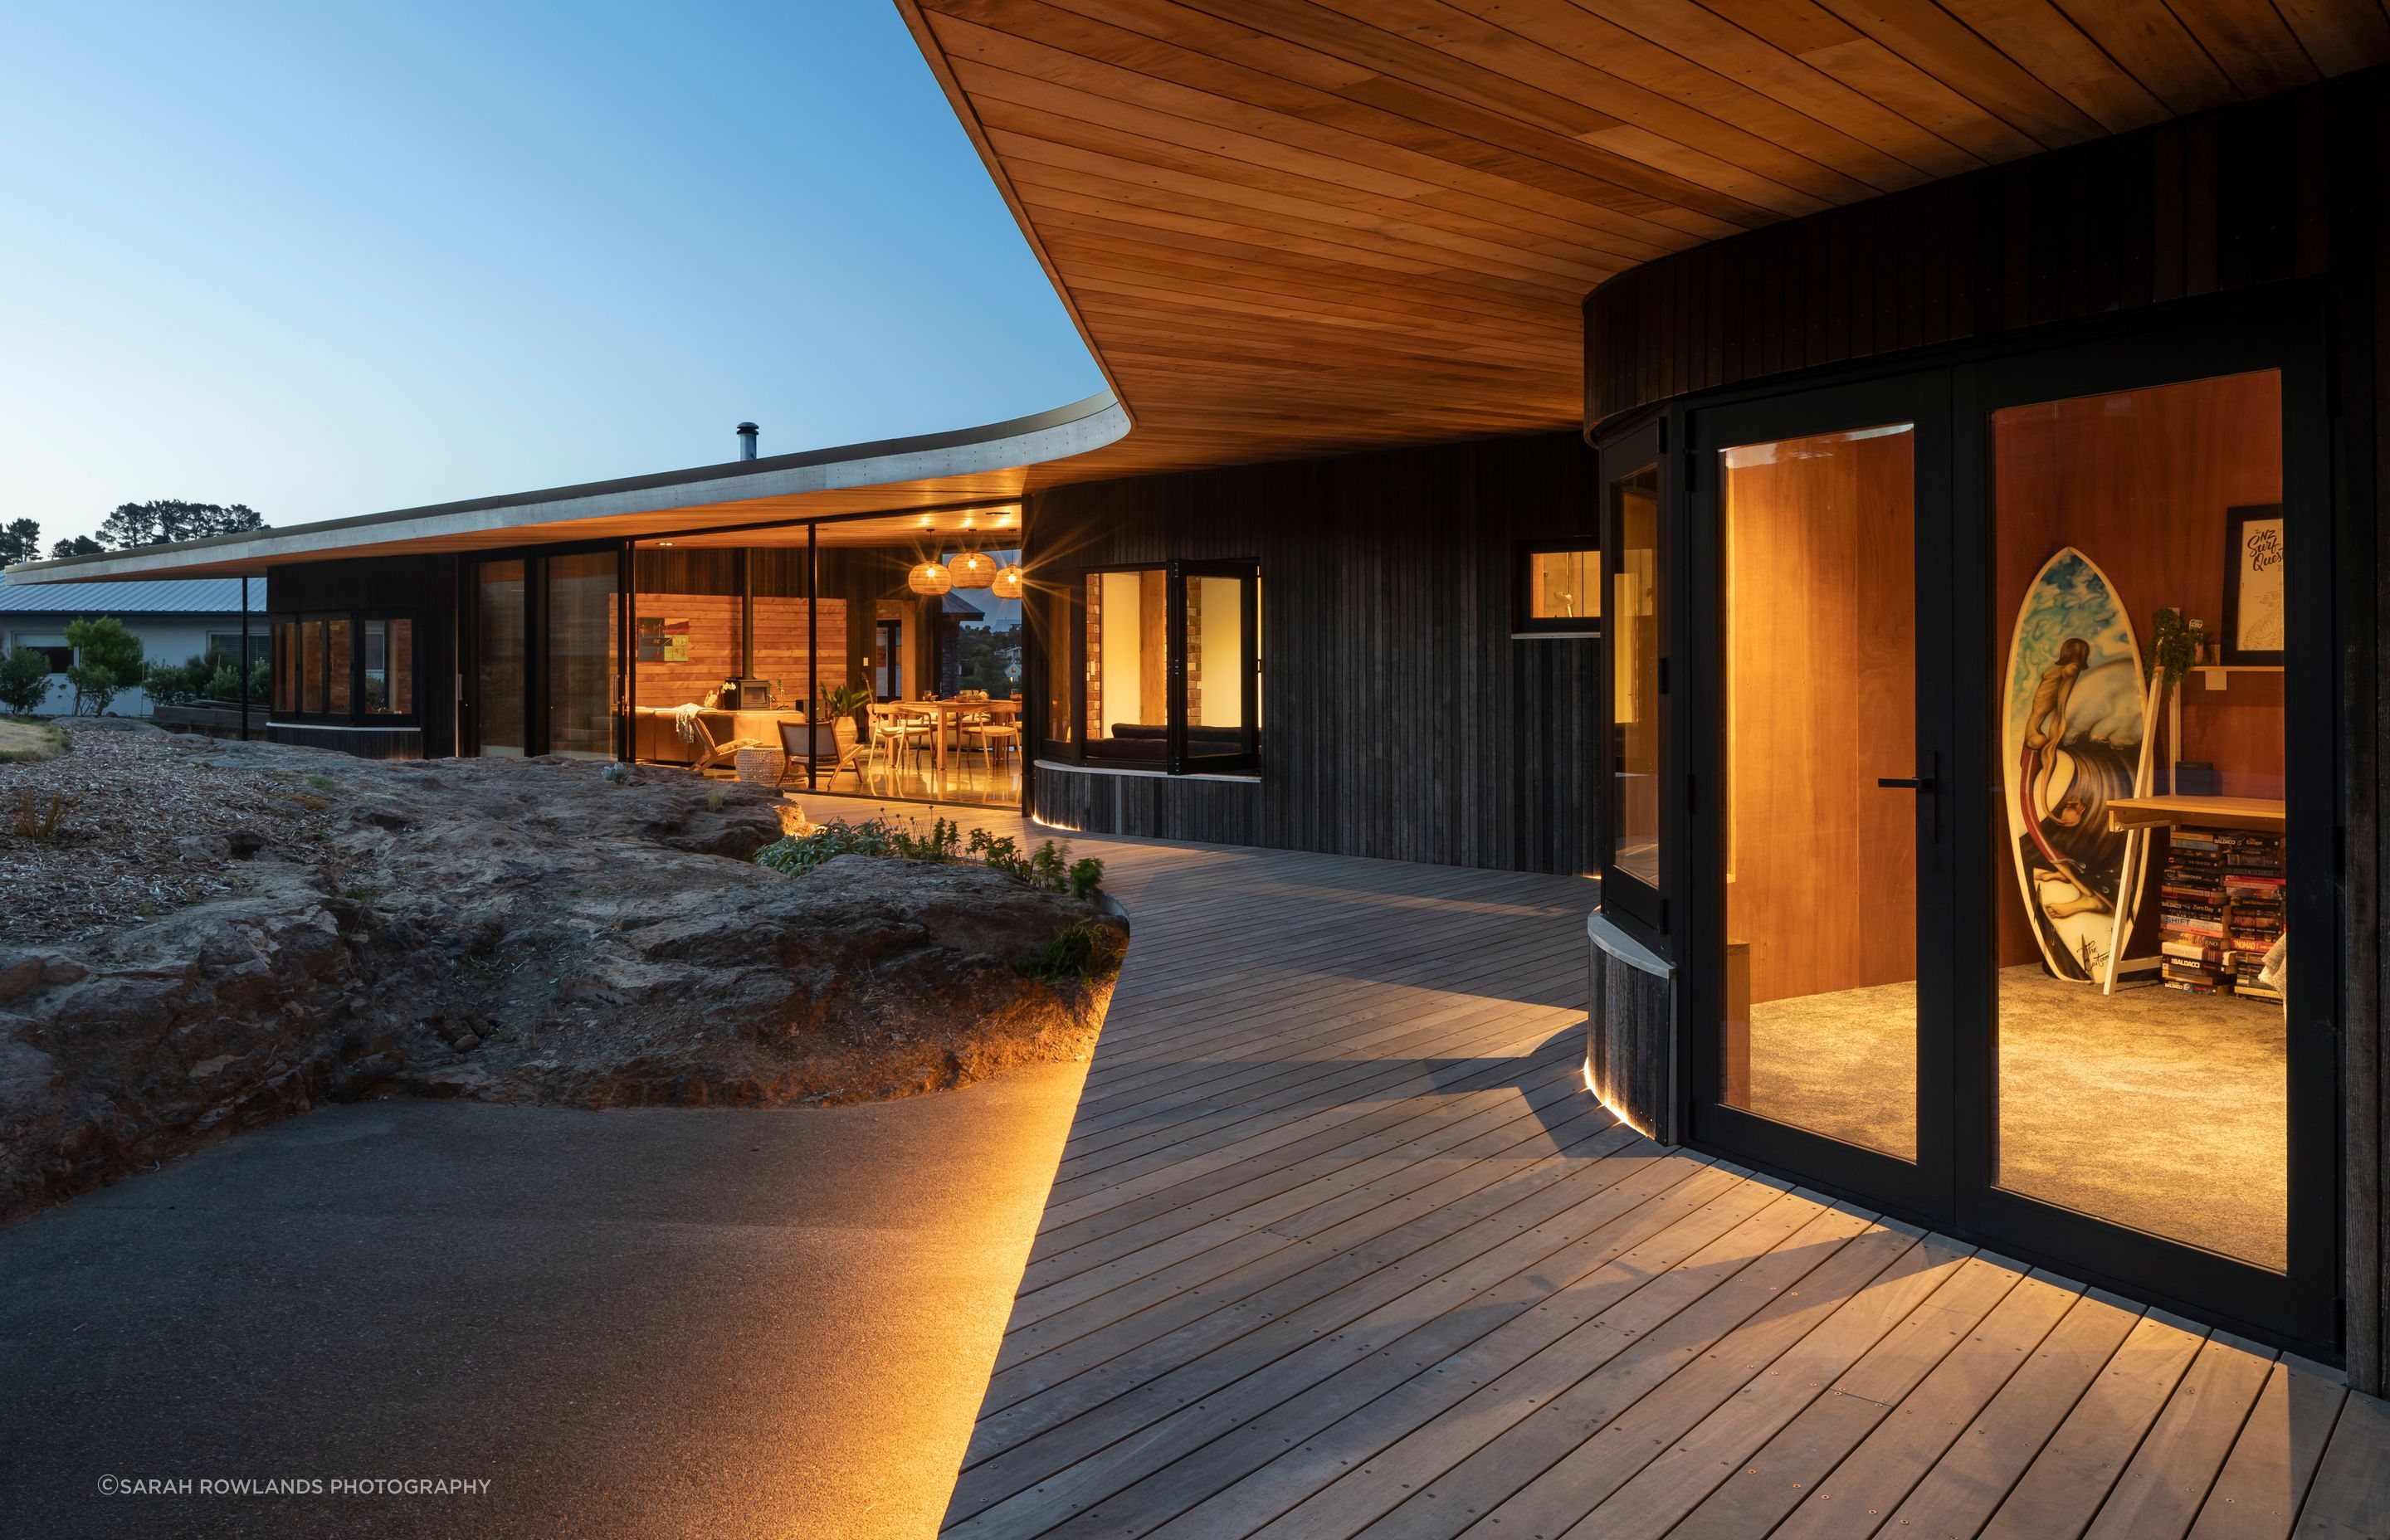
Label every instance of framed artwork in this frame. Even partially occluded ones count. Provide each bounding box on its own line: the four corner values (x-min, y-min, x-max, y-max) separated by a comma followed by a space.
2222, 505, 2285, 665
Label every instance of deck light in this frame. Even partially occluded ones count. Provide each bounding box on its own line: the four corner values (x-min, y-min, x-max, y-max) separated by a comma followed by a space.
950, 551, 996, 589
992, 563, 1025, 600
908, 559, 953, 596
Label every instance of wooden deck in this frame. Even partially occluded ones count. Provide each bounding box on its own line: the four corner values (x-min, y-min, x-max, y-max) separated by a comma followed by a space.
901, 815, 2388, 1540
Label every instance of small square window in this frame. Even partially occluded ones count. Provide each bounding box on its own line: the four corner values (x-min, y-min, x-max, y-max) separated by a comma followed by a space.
1517, 547, 1601, 633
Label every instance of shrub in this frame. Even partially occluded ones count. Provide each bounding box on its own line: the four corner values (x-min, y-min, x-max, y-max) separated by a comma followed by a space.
755, 816, 910, 875
0, 646, 51, 716
141, 655, 209, 709
246, 657, 271, 703
1015, 919, 1126, 984
62, 616, 143, 715
754, 816, 1108, 899
207, 660, 245, 701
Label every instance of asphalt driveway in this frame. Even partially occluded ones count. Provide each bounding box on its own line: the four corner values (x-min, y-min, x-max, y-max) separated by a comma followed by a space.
0, 1061, 1088, 1539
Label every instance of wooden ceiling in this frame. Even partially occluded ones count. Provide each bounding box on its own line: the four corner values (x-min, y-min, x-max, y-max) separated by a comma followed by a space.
898, 0, 2390, 482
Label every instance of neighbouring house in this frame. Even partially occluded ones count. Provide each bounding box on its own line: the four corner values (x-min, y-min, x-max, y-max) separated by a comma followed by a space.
7, 7, 2390, 1401
0, 577, 265, 716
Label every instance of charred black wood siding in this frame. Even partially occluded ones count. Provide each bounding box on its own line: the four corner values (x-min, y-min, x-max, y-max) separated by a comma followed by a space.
266, 554, 459, 758
1588, 936, 1675, 1145
1027, 431, 1602, 875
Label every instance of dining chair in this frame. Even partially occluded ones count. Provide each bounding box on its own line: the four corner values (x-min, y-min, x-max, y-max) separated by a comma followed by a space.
866, 704, 931, 789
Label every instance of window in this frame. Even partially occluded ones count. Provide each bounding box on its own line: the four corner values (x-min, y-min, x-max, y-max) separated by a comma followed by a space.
1070, 561, 1260, 773
271, 611, 421, 724
361, 618, 413, 715
1085, 568, 1166, 760
1518, 545, 1602, 633
21, 642, 73, 675
206, 631, 270, 670
1602, 417, 1664, 932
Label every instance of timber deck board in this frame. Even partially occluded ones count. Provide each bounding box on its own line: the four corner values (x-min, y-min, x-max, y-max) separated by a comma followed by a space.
910, 816, 2387, 1538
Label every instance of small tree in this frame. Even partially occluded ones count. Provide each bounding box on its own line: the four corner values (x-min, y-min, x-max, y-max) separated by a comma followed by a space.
0, 646, 51, 716
62, 616, 144, 715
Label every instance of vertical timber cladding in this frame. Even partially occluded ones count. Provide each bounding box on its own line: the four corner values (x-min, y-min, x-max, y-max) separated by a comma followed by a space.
1587, 928, 1675, 1144
1580, 68, 2389, 1393
264, 554, 459, 758
1026, 431, 1603, 875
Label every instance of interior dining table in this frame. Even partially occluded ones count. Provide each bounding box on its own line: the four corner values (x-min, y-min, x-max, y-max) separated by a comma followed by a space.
895, 698, 1022, 775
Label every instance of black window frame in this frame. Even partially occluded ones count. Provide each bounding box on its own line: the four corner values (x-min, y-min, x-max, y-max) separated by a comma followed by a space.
1056, 558, 1263, 777
1513, 540, 1605, 636
1597, 414, 1668, 944
268, 606, 423, 727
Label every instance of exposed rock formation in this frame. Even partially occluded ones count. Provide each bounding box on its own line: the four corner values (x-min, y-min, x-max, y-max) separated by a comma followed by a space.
0, 734, 1116, 1224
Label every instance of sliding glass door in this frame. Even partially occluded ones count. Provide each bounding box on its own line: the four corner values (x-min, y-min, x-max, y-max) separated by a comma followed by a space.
474, 560, 527, 757
468, 547, 620, 760
545, 550, 619, 761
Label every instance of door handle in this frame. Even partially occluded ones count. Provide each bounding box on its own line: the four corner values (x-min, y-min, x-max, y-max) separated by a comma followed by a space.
1878, 753, 1939, 841
1877, 751, 1938, 792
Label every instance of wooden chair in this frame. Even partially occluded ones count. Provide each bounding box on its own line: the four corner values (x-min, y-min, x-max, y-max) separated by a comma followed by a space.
866, 704, 931, 789
688, 712, 763, 777
777, 716, 866, 787
960, 712, 1021, 772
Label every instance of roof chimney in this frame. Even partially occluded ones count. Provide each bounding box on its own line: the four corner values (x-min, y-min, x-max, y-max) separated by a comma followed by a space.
736, 422, 759, 461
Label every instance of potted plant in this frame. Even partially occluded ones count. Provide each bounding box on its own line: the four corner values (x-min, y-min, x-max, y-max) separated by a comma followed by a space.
827, 682, 875, 745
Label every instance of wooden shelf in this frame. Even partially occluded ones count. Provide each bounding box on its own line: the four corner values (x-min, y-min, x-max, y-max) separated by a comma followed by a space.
2109, 795, 2287, 833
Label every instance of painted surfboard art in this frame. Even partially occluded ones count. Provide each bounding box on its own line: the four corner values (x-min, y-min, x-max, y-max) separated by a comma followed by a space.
2002, 547, 2149, 982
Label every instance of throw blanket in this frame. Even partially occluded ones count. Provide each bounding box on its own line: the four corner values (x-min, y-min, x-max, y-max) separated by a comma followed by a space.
672, 702, 704, 743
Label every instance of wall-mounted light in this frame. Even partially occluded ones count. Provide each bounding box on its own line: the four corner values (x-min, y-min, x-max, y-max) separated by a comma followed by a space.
992, 563, 1025, 600
908, 559, 953, 596
950, 551, 996, 589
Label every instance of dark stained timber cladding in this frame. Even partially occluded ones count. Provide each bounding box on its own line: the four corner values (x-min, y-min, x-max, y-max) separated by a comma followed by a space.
1587, 942, 1674, 1144
1583, 76, 2368, 426
1027, 432, 1602, 875
266, 554, 460, 757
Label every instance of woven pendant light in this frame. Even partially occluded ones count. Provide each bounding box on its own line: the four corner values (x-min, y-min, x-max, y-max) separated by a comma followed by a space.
991, 563, 1025, 600
907, 559, 952, 596
950, 550, 996, 589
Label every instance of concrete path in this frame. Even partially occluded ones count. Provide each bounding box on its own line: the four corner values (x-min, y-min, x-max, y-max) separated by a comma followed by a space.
0, 1060, 1087, 1540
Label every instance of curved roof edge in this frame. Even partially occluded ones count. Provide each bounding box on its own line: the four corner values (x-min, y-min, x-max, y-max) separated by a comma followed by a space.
5, 391, 1129, 584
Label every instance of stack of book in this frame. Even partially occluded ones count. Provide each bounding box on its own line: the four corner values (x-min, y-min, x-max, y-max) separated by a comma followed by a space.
2159, 828, 2232, 994
2224, 833, 2288, 1002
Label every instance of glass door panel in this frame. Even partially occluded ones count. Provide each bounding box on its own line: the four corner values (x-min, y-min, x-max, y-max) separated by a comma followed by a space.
546, 551, 619, 761
1610, 461, 1661, 891
474, 560, 527, 758
1988, 369, 2288, 1270
1175, 563, 1259, 772
1721, 423, 1919, 1161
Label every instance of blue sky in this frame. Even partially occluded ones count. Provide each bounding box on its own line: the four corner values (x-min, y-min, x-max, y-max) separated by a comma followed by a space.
0, 2, 1103, 548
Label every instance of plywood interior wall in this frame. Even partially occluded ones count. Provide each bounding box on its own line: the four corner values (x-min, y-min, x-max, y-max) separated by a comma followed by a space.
629, 590, 847, 707
1992, 369, 2285, 967
632, 592, 739, 706
1728, 428, 1919, 1006
753, 597, 845, 704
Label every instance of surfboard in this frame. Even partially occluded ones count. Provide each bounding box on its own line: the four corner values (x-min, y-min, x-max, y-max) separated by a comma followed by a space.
2002, 547, 2149, 982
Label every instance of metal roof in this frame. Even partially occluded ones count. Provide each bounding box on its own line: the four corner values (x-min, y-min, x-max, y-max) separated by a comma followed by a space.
0, 577, 251, 615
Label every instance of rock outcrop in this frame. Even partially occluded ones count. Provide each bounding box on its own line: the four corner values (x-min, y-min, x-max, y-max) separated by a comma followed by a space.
0, 739, 1117, 1224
